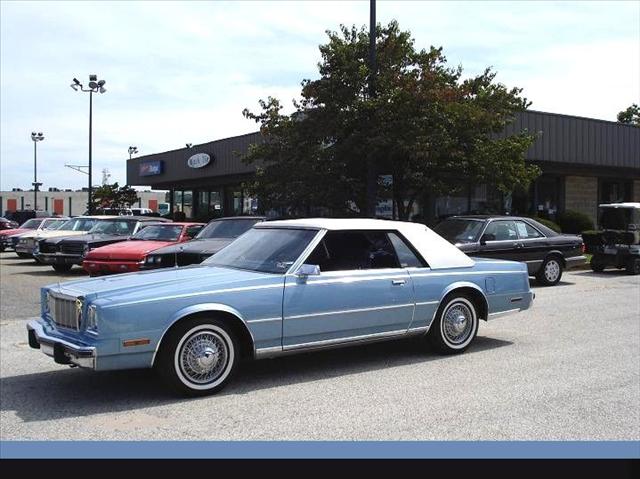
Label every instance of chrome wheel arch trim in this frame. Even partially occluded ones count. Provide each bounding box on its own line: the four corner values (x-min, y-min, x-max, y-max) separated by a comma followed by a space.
437, 281, 490, 321
152, 303, 256, 366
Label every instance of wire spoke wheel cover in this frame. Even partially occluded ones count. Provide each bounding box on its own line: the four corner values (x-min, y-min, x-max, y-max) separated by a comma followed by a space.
174, 325, 234, 390
436, 296, 478, 351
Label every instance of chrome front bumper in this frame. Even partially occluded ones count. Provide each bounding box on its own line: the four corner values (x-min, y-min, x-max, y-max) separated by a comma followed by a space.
27, 320, 96, 369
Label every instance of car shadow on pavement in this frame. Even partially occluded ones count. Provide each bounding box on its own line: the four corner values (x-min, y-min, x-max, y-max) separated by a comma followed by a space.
0, 260, 43, 267
13, 268, 87, 277
571, 270, 631, 278
529, 279, 575, 287
0, 335, 512, 422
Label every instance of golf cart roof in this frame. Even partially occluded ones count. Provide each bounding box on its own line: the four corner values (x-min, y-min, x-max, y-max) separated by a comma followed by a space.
599, 202, 640, 209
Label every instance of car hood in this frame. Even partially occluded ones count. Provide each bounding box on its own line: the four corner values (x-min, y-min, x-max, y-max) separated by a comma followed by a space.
0, 228, 30, 237
28, 229, 90, 240
150, 238, 234, 256
50, 265, 278, 301
85, 240, 174, 260
55, 233, 127, 244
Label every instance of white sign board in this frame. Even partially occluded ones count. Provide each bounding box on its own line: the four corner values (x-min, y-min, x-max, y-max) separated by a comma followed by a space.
187, 153, 211, 169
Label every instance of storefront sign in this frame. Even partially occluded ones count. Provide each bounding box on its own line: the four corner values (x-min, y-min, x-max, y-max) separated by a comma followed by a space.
139, 160, 163, 176
187, 153, 212, 169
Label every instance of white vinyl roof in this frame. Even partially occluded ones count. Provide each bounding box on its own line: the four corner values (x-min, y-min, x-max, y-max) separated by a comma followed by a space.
257, 218, 474, 270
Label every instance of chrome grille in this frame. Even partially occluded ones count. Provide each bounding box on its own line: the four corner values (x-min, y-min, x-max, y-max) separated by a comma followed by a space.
48, 293, 80, 330
39, 242, 58, 253
60, 242, 85, 255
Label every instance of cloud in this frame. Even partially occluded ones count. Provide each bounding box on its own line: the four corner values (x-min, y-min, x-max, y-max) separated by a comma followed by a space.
1, 1, 638, 191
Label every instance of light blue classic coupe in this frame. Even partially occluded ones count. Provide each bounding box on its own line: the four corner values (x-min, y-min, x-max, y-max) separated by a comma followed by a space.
28, 218, 534, 395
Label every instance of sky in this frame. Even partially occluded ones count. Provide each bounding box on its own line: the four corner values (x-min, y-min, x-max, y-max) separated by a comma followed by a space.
1, 0, 639, 191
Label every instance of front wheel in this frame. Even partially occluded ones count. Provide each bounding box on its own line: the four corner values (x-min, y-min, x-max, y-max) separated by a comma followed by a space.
155, 317, 239, 396
626, 257, 640, 275
427, 294, 479, 355
536, 256, 563, 286
590, 255, 605, 273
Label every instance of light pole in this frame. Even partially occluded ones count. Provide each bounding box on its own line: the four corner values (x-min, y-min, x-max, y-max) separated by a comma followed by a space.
128, 146, 138, 160
30, 132, 44, 210
365, 0, 377, 217
70, 74, 107, 215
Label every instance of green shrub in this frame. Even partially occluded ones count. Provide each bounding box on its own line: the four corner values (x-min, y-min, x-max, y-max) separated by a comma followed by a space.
557, 210, 594, 234
528, 216, 562, 233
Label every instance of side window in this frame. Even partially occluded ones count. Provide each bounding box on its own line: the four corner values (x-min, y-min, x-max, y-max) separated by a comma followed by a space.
387, 232, 425, 268
185, 225, 203, 238
305, 231, 400, 272
515, 221, 543, 239
483, 221, 518, 241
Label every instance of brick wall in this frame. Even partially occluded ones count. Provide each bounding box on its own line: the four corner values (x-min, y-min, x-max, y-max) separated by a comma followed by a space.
564, 176, 598, 226
634, 180, 640, 202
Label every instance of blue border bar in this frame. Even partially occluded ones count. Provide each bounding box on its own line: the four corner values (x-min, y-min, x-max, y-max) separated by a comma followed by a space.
1, 441, 639, 459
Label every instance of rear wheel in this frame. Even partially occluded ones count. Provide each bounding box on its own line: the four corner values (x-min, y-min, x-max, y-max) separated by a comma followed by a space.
590, 255, 605, 272
537, 256, 563, 286
52, 264, 72, 273
427, 294, 479, 355
626, 257, 640, 275
155, 317, 239, 396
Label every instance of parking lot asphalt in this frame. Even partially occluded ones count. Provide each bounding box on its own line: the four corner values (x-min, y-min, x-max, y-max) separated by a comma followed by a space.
0, 251, 639, 440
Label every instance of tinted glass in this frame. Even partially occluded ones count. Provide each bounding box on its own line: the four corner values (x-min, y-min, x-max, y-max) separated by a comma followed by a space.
204, 228, 317, 274
186, 225, 203, 238
196, 219, 261, 239
306, 231, 399, 272
388, 232, 425, 268
515, 221, 543, 239
433, 219, 485, 243
89, 220, 136, 235
132, 225, 183, 241
43, 219, 67, 230
484, 221, 518, 241
20, 219, 43, 229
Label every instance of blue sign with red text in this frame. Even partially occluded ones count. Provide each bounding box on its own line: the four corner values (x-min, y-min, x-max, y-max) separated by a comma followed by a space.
139, 160, 163, 176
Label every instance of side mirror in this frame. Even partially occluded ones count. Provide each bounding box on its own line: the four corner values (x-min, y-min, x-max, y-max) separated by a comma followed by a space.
295, 264, 321, 277
480, 233, 496, 245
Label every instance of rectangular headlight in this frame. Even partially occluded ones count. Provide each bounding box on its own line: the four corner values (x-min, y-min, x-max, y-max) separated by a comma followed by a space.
86, 305, 98, 332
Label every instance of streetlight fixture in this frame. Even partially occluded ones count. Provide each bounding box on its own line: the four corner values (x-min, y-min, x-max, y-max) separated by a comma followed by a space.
70, 74, 107, 214
128, 146, 139, 160
30, 131, 45, 210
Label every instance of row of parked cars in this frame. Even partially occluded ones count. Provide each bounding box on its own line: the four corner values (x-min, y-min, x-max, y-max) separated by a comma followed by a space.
1, 212, 593, 284
0, 214, 266, 274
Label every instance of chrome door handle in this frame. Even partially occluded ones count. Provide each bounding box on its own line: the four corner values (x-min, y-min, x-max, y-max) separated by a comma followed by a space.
392, 279, 406, 285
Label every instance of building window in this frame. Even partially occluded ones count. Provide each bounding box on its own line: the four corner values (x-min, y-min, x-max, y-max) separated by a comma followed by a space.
209, 190, 222, 216
600, 179, 632, 204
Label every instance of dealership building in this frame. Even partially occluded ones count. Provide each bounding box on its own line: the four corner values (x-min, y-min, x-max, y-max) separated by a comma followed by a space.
127, 110, 640, 226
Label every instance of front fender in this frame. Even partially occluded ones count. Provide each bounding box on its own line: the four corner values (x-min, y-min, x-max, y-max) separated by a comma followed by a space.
151, 303, 253, 365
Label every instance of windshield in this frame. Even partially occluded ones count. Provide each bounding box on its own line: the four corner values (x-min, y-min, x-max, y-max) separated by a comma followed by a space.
58, 218, 98, 231
433, 218, 485, 243
132, 224, 183, 241
89, 219, 136, 235
599, 208, 639, 230
20, 219, 43, 229
43, 219, 67, 230
196, 218, 261, 239
204, 228, 317, 274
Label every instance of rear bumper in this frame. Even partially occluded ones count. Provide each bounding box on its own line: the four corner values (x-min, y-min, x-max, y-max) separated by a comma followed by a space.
83, 259, 144, 275
35, 252, 82, 265
565, 255, 587, 270
27, 319, 96, 369
487, 290, 534, 319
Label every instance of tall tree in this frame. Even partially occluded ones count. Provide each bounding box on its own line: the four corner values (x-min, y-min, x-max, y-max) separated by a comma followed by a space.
617, 104, 640, 126
243, 21, 539, 220
91, 182, 139, 211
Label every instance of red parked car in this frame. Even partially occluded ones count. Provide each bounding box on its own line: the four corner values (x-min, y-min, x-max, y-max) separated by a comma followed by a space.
82, 222, 204, 276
